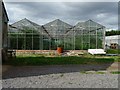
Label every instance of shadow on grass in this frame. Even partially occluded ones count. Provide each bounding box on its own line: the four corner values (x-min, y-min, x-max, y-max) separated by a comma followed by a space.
2, 56, 114, 79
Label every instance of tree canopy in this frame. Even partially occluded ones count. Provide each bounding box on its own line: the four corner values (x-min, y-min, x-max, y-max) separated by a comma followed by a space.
106, 30, 120, 36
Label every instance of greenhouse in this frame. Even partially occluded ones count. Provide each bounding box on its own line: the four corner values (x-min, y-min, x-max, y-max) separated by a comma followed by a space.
8, 18, 105, 50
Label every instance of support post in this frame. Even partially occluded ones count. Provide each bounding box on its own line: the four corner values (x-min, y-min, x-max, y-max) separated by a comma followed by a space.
103, 27, 106, 50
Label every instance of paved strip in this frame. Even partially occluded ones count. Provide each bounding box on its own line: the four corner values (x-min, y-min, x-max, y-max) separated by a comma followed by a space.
2, 63, 117, 79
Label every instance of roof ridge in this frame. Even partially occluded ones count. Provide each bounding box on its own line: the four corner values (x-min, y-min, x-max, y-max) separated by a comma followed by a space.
44, 19, 72, 27
11, 18, 41, 27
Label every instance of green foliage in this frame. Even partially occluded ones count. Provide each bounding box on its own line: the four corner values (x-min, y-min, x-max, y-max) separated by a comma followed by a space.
80, 71, 89, 74
106, 49, 119, 54
9, 34, 17, 49
75, 36, 82, 50
106, 30, 120, 36
33, 35, 40, 50
56, 39, 64, 47
51, 39, 57, 50
43, 40, 49, 50
110, 71, 120, 74
75, 35, 103, 49
96, 71, 105, 74
5, 56, 114, 66
8, 26, 104, 50
80, 71, 106, 74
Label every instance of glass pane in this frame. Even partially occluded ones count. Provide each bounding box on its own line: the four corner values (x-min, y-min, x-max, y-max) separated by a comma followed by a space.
26, 34, 32, 50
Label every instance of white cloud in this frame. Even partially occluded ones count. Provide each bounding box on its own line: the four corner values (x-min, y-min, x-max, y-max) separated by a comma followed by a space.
4, 2, 118, 29
96, 13, 107, 19
4, 0, 120, 2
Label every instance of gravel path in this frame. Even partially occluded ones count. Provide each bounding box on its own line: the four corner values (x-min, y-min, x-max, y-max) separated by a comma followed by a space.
2, 72, 118, 88
2, 64, 119, 88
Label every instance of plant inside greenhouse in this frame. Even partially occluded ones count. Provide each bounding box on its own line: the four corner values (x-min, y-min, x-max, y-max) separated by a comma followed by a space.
8, 18, 105, 50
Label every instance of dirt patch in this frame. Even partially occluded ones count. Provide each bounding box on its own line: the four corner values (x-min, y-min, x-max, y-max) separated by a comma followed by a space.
2, 65, 13, 73
107, 62, 119, 71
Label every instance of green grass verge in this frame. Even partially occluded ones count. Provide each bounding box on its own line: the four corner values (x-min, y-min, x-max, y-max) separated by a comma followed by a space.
106, 49, 119, 54
4, 56, 115, 66
95, 71, 106, 74
110, 71, 120, 74
80, 71, 89, 74
80, 71, 106, 74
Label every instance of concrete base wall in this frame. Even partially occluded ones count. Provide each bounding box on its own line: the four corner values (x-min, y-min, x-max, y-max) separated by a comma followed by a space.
16, 50, 87, 55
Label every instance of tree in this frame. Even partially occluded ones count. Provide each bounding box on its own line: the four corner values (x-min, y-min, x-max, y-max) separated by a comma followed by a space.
106, 30, 120, 36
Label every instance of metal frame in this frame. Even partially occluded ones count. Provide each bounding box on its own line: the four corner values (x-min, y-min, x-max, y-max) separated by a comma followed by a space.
8, 20, 105, 50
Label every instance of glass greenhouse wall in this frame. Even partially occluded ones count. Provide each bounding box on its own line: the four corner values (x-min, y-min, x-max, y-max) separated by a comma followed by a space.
8, 19, 105, 50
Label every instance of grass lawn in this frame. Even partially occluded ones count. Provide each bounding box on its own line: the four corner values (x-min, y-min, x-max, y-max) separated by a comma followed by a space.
4, 54, 119, 66
106, 49, 119, 54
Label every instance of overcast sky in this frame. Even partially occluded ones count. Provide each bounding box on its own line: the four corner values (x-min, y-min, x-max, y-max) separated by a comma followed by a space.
4, 2, 118, 30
